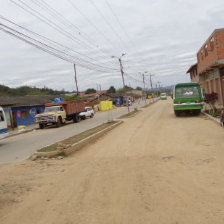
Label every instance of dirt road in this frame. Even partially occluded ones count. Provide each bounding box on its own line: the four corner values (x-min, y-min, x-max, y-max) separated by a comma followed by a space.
1, 99, 224, 224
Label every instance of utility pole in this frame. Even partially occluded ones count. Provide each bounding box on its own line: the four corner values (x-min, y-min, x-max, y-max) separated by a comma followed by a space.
111, 53, 130, 113
118, 58, 125, 87
142, 73, 146, 104
74, 64, 79, 95
149, 74, 154, 89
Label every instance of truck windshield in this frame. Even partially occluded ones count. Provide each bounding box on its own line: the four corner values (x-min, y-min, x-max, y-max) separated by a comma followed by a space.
45, 107, 60, 112
175, 86, 200, 98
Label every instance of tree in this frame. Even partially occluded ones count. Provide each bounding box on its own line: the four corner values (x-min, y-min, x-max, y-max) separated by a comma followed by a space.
136, 86, 142, 90
64, 94, 82, 101
85, 88, 96, 94
117, 85, 133, 93
107, 86, 116, 93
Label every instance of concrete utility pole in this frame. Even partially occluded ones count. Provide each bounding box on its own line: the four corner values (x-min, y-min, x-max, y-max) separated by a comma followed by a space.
118, 58, 125, 87
111, 53, 130, 113
74, 64, 79, 95
149, 74, 154, 90
140, 72, 146, 104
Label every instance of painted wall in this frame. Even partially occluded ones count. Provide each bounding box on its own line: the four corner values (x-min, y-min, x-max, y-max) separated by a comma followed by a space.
12, 105, 45, 126
2, 107, 12, 127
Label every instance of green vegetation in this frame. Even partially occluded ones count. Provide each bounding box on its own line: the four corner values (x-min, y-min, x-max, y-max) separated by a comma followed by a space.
0, 84, 69, 96
107, 86, 116, 93
85, 88, 96, 94
37, 121, 118, 153
62, 121, 117, 145
37, 144, 57, 152
64, 94, 82, 101
117, 85, 133, 93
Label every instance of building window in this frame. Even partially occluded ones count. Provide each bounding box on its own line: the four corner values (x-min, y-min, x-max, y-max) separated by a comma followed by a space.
206, 81, 210, 93
210, 37, 214, 51
205, 44, 208, 56
21, 111, 28, 119
210, 79, 214, 92
215, 78, 220, 101
200, 50, 204, 60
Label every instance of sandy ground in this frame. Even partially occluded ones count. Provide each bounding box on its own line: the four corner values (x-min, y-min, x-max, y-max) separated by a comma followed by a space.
1, 98, 224, 224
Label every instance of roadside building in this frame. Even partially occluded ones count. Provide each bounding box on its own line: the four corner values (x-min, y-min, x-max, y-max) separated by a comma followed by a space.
0, 95, 56, 129
187, 28, 224, 106
186, 63, 199, 83
197, 28, 224, 105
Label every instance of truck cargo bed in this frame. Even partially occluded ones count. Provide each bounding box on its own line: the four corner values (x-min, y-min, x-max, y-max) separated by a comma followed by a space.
45, 100, 85, 115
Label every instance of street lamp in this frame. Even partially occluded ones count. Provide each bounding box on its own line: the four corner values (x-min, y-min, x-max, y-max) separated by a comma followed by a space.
111, 53, 126, 87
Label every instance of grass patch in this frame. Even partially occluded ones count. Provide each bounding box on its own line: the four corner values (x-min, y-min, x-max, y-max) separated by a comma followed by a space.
37, 121, 118, 152
62, 121, 117, 145
119, 110, 140, 119
37, 144, 57, 152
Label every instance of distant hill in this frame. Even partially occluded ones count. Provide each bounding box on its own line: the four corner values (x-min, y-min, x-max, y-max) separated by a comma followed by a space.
0, 84, 70, 96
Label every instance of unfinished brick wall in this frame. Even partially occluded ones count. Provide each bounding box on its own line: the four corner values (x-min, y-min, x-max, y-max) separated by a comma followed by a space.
197, 31, 224, 74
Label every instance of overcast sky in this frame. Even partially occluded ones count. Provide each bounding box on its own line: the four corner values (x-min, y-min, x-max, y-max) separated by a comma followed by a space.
0, 0, 224, 91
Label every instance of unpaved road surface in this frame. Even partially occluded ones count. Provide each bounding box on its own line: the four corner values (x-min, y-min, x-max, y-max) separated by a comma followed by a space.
1, 99, 224, 224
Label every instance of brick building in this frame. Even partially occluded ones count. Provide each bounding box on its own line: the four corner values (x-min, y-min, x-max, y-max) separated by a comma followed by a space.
188, 28, 224, 106
186, 63, 199, 83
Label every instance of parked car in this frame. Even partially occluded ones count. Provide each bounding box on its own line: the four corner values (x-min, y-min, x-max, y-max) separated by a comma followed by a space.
79, 107, 94, 120
160, 93, 167, 100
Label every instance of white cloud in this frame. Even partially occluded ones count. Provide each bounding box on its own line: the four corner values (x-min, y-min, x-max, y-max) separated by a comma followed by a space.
0, 0, 224, 91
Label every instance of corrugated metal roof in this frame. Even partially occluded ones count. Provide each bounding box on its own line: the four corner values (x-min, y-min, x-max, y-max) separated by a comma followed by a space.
0, 95, 59, 107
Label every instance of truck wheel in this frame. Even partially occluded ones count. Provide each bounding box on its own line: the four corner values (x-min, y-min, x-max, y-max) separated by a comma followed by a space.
56, 117, 62, 127
73, 114, 80, 123
39, 123, 45, 129
174, 110, 180, 117
193, 109, 201, 116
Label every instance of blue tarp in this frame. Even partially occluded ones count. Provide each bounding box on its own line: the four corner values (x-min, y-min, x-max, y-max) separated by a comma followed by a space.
51, 97, 64, 103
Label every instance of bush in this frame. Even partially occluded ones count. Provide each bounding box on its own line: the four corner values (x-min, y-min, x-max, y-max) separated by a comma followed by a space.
204, 92, 218, 114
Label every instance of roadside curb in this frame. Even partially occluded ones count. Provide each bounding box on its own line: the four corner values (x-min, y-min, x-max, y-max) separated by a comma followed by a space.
6, 127, 38, 139
141, 98, 160, 108
201, 111, 220, 126
32, 120, 123, 159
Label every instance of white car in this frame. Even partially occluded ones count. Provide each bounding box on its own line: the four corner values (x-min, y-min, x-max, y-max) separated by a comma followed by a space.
79, 107, 94, 120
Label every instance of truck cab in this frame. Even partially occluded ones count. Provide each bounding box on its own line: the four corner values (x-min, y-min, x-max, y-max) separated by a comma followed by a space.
35, 106, 66, 129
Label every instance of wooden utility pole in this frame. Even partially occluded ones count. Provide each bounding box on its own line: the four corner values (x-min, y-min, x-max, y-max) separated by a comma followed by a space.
74, 64, 79, 95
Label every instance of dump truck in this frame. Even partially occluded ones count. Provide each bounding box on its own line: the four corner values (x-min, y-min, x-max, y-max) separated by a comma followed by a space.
35, 100, 85, 129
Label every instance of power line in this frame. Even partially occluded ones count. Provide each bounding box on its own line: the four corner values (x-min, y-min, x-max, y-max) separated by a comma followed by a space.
104, 0, 133, 45
88, 0, 127, 50
9, 0, 117, 67
67, 0, 120, 52
0, 21, 119, 73
32, 0, 117, 62
0, 15, 118, 70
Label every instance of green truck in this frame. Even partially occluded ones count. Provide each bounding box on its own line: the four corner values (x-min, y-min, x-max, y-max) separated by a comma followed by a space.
173, 82, 204, 116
